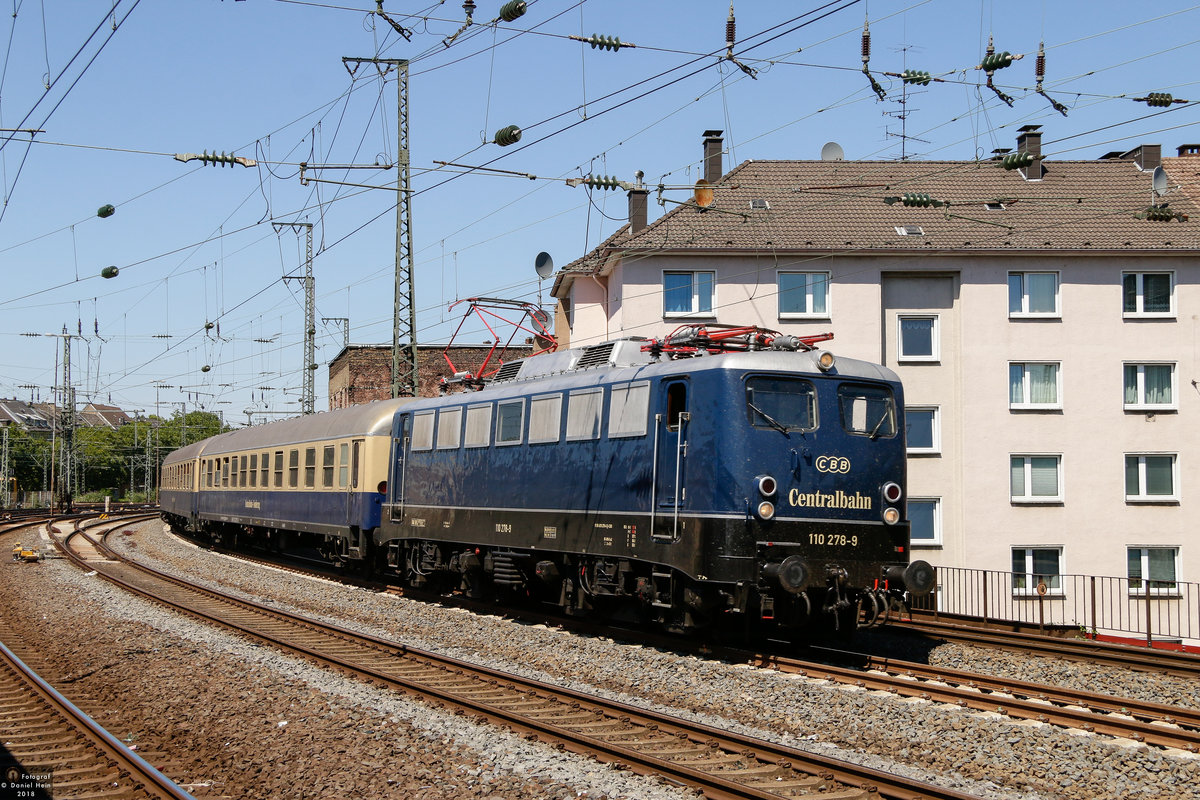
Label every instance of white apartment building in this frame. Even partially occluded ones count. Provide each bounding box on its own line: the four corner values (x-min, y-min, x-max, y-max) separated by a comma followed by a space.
552, 128, 1200, 631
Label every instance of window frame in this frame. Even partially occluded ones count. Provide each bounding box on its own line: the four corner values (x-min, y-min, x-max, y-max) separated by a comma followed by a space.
1011, 546, 1064, 596
662, 270, 716, 318
1122, 271, 1175, 318
1122, 362, 1177, 411
905, 406, 940, 455
1124, 453, 1179, 503
528, 394, 564, 444
608, 382, 650, 438
1008, 271, 1060, 318
436, 407, 464, 450
1008, 361, 1062, 410
1127, 545, 1180, 597
496, 399, 525, 446
464, 403, 493, 448
411, 411, 435, 452
1010, 454, 1063, 504
304, 447, 317, 489
897, 314, 939, 362
908, 497, 942, 546
322, 445, 335, 488
777, 271, 831, 319
565, 388, 604, 441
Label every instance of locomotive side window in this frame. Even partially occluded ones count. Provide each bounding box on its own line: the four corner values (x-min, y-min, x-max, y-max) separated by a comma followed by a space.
566, 388, 603, 441
288, 449, 299, 488
274, 450, 284, 488
436, 408, 463, 449
496, 400, 524, 445
322, 445, 335, 487
411, 411, 435, 451
464, 404, 492, 448
745, 377, 816, 432
666, 382, 688, 431
529, 395, 562, 443
609, 382, 650, 438
837, 383, 897, 438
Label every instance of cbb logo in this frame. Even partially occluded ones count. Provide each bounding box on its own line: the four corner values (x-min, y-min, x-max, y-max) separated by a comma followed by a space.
814, 455, 851, 474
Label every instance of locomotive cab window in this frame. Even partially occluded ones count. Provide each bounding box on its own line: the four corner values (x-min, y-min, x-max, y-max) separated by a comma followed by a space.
837, 384, 896, 438
745, 377, 816, 432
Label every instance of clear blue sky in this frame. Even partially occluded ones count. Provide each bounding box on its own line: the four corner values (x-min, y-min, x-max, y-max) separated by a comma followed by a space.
1, 0, 1197, 423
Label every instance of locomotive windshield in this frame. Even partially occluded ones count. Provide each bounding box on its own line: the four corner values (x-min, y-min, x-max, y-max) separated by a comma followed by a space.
837, 383, 897, 438
745, 377, 816, 432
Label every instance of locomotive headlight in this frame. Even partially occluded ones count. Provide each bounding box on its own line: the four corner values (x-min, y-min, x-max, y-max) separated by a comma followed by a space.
756, 474, 777, 497
756, 500, 776, 520
882, 507, 901, 525
882, 482, 902, 503
816, 351, 836, 372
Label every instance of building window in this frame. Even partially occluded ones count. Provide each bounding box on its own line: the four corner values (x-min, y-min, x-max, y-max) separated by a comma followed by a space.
1123, 363, 1175, 410
1122, 271, 1174, 317
897, 315, 938, 361
663, 271, 714, 317
905, 406, 939, 454
908, 498, 941, 545
778, 272, 830, 318
1012, 547, 1062, 594
1128, 546, 1179, 594
1011, 455, 1062, 502
1009, 362, 1061, 409
1125, 454, 1178, 502
1008, 272, 1059, 317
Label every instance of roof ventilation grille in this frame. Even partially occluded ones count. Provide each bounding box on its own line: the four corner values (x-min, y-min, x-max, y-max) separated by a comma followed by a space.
576, 342, 616, 370
492, 361, 524, 382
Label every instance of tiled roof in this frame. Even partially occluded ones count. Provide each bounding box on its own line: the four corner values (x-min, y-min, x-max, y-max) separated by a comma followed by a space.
597, 157, 1200, 255
552, 223, 631, 296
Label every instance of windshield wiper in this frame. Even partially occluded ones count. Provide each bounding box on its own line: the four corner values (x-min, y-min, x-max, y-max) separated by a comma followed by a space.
748, 402, 790, 437
868, 410, 891, 440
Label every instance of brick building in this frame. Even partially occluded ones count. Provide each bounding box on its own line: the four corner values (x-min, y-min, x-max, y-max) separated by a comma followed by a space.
327, 344, 534, 408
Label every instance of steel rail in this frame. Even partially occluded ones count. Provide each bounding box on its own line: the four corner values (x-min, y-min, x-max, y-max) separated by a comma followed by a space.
62, 520, 980, 800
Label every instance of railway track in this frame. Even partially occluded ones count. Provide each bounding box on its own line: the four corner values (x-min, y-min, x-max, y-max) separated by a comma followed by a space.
62, 518, 978, 800
176, 528, 1200, 755
0, 633, 193, 800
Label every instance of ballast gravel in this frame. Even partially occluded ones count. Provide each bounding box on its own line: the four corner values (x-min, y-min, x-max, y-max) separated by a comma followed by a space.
5, 519, 1198, 800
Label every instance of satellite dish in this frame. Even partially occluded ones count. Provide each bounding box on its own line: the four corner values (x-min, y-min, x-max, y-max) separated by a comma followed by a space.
820, 141, 845, 161
1152, 166, 1168, 199
534, 251, 554, 279
693, 179, 714, 208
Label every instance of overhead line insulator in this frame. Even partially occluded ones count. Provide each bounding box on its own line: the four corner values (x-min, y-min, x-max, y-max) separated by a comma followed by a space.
492, 125, 522, 146
498, 0, 526, 22
901, 70, 931, 86
1135, 92, 1187, 107
569, 33, 634, 52
999, 151, 1043, 170
1136, 204, 1188, 222
583, 174, 624, 191
174, 150, 257, 168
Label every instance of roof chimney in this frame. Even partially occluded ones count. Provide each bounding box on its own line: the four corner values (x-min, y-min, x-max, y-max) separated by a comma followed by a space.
702, 129, 724, 184
1016, 124, 1043, 180
1177, 144, 1200, 157
627, 185, 649, 233
1119, 144, 1161, 170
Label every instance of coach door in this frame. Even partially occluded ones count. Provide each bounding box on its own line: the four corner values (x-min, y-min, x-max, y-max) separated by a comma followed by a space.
653, 379, 689, 540
345, 439, 363, 520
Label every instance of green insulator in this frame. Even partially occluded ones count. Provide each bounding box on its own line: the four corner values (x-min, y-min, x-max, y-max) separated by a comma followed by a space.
100, 266, 119, 279
902, 70, 931, 86
586, 174, 620, 190
903, 193, 933, 207
589, 33, 623, 51
97, 204, 115, 218
1145, 92, 1174, 107
499, 0, 526, 21
493, 125, 522, 146
1001, 151, 1035, 170
201, 365, 212, 373
982, 51, 1013, 70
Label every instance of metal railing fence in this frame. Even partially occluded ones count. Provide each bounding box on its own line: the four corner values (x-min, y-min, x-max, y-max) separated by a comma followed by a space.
910, 566, 1200, 646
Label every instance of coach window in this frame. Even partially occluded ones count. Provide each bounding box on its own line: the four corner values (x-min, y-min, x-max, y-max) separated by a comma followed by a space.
412, 411, 435, 451
529, 395, 563, 444
745, 377, 816, 432
437, 407, 464, 449
666, 382, 688, 432
222, 457, 230, 487
242, 455, 250, 487
338, 443, 349, 488
609, 382, 650, 438
322, 445, 335, 487
465, 404, 493, 448
496, 400, 524, 445
249, 454, 258, 487
566, 389, 603, 441
837, 383, 896, 438
274, 450, 284, 488
260, 452, 270, 487
288, 449, 299, 488
304, 448, 317, 488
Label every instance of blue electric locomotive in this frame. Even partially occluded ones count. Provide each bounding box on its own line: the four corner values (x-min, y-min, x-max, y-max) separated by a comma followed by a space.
378, 326, 933, 635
